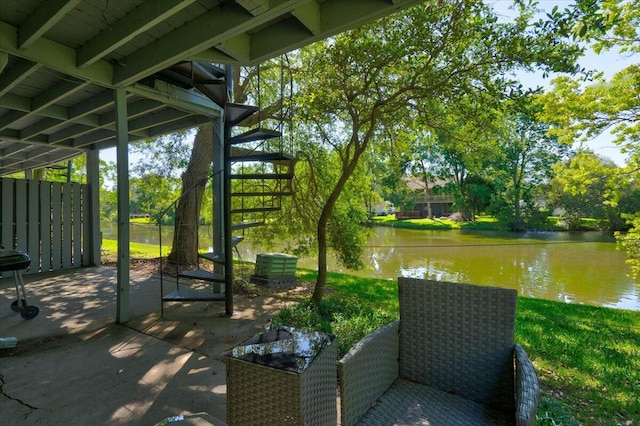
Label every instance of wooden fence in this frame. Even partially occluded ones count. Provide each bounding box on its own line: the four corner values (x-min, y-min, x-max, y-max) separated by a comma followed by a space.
0, 178, 91, 275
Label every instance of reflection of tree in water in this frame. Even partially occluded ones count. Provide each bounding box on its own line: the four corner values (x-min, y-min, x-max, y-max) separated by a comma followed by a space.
229, 327, 331, 373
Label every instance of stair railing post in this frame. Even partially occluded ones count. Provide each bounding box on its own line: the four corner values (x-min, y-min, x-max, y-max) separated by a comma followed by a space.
212, 117, 225, 279
224, 65, 234, 316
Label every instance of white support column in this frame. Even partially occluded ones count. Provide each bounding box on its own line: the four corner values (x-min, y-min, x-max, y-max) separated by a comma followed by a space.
86, 148, 101, 266
115, 88, 130, 323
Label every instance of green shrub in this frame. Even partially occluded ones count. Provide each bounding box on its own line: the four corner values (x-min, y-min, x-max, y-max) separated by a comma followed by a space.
537, 396, 580, 426
271, 298, 396, 357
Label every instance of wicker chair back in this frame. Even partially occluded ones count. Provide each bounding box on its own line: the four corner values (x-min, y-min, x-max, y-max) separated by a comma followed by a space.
398, 277, 517, 411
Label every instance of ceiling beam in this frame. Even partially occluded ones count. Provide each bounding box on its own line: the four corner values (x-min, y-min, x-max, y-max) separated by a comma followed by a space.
128, 108, 191, 132
249, 0, 424, 64
71, 126, 151, 148
0, 20, 113, 87
19, 90, 116, 140
250, 17, 314, 62
143, 115, 211, 140
0, 110, 27, 131
0, 59, 41, 97
76, 0, 197, 68
0, 80, 89, 131
79, 113, 211, 151
292, 2, 321, 35
0, 139, 32, 156
32, 80, 89, 111
129, 81, 223, 117
319, 0, 419, 35
236, 0, 270, 15
216, 33, 251, 63
68, 89, 115, 120
47, 123, 99, 144
0, 92, 102, 128
188, 47, 239, 64
19, 117, 65, 140
18, 0, 82, 49
0, 93, 31, 111
0, 129, 77, 150
98, 99, 166, 130
48, 99, 163, 143
113, 0, 308, 86
0, 51, 7, 73
0, 147, 81, 172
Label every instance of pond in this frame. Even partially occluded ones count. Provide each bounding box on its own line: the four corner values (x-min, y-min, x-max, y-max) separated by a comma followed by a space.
103, 222, 640, 311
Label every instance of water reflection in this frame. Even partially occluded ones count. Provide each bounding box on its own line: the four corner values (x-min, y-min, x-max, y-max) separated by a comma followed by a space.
366, 229, 638, 310
103, 222, 640, 311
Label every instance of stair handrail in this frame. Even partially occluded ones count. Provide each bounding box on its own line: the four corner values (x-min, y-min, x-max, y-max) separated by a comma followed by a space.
157, 169, 223, 312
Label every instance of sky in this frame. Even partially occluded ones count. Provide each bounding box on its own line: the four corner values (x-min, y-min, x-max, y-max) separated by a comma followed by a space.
492, 0, 636, 166
514, 45, 635, 166
100, 1, 637, 167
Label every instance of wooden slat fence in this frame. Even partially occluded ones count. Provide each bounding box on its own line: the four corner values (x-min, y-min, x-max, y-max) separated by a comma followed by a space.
0, 178, 90, 275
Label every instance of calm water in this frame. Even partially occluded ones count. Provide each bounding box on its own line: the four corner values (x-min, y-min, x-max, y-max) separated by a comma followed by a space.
104, 223, 640, 311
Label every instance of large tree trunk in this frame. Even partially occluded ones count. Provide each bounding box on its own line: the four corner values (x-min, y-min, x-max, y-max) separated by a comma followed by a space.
167, 124, 213, 265
425, 186, 433, 219
314, 200, 333, 304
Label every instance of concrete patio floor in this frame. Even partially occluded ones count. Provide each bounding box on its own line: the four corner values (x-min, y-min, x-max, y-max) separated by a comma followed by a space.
0, 266, 294, 425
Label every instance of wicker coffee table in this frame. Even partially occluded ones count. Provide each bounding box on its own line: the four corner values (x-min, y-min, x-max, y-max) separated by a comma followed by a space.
225, 327, 337, 426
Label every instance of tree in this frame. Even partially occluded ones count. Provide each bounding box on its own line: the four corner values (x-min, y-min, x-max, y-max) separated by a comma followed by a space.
130, 174, 181, 223
369, 129, 413, 214
489, 100, 570, 230
537, 0, 640, 260
252, 140, 372, 267
270, 0, 584, 303
616, 215, 640, 280
408, 129, 440, 219
535, 0, 640, 159
128, 130, 209, 265
548, 150, 617, 230
145, 0, 583, 301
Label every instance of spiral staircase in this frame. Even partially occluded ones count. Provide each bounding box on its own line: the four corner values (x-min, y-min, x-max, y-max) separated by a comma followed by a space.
159, 62, 293, 316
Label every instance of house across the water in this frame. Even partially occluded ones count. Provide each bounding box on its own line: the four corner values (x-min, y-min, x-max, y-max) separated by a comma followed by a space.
399, 177, 455, 219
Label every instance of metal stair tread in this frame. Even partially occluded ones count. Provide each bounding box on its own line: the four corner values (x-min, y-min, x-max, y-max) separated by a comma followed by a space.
178, 269, 225, 282
225, 103, 258, 127
231, 191, 292, 197
232, 221, 265, 230
230, 207, 280, 214
230, 152, 294, 163
230, 172, 294, 180
199, 252, 225, 263
163, 289, 225, 302
227, 128, 281, 145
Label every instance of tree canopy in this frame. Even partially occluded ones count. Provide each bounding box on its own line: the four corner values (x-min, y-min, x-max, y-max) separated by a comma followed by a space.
536, 0, 640, 273
252, 0, 586, 303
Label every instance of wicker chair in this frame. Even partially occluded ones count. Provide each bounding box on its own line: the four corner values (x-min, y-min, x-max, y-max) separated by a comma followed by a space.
338, 277, 539, 426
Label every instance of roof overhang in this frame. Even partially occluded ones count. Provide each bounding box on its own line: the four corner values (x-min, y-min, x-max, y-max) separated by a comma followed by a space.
0, 0, 426, 176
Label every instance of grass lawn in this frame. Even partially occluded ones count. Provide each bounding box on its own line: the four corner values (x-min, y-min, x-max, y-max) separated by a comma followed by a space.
103, 237, 638, 424
101, 239, 171, 259
371, 214, 592, 232
372, 214, 499, 230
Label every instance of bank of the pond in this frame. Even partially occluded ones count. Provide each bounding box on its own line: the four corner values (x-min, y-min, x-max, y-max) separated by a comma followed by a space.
274, 270, 640, 425
370, 214, 600, 232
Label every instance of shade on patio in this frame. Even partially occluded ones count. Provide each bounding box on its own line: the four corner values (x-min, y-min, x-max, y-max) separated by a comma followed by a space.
0, 0, 427, 322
